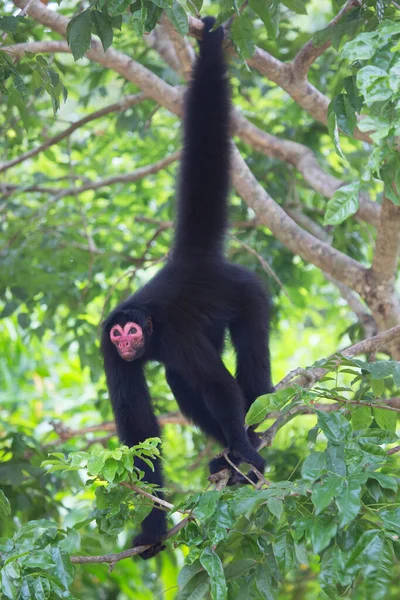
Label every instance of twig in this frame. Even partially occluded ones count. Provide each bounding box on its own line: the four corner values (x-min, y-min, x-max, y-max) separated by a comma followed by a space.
2, 151, 181, 200
292, 0, 362, 76
387, 445, 400, 455
0, 93, 147, 173
230, 234, 292, 302
71, 517, 190, 565
223, 451, 257, 488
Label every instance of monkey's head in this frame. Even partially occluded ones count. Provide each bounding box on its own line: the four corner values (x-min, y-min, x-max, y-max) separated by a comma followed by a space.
103, 309, 153, 362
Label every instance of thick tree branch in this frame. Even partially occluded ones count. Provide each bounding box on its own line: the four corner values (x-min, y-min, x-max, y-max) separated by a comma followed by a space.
234, 114, 379, 227
371, 196, 400, 287
292, 0, 362, 76
11, 0, 371, 148
3, 44, 379, 227
231, 145, 368, 295
5, 0, 373, 294
161, 14, 194, 81
0, 93, 147, 174
287, 207, 377, 336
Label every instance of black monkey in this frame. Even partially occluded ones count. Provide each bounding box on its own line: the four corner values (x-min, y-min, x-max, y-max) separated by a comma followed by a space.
101, 17, 273, 559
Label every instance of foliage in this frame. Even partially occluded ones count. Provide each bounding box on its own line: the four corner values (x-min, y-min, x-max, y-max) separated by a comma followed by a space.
1, 0, 400, 598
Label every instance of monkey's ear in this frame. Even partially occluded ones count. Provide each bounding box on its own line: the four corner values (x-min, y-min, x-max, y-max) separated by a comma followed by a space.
146, 316, 153, 334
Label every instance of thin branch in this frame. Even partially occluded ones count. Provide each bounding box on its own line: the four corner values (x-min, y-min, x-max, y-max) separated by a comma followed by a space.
120, 482, 177, 512
3, 44, 379, 228
71, 517, 189, 565
371, 195, 400, 288
277, 324, 400, 389
292, 0, 362, 76
230, 234, 292, 302
0, 93, 148, 174
3, 151, 181, 200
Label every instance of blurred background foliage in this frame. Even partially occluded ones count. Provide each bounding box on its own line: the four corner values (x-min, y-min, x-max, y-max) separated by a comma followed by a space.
1, 0, 400, 598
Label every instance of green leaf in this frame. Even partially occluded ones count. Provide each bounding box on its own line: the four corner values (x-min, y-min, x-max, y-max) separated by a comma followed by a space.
347, 529, 384, 571
368, 472, 398, 492
207, 501, 234, 544
267, 496, 283, 520
351, 406, 372, 430
0, 490, 11, 516
324, 182, 360, 226
246, 387, 295, 426
194, 491, 220, 520
107, 0, 132, 16
282, 0, 307, 14
326, 443, 346, 476
311, 474, 343, 515
255, 564, 274, 599
91, 11, 113, 52
309, 515, 337, 554
87, 453, 106, 475
274, 531, 294, 574
343, 75, 363, 112
231, 14, 255, 59
66, 10, 92, 61
165, 2, 189, 35
0, 16, 25, 35
177, 569, 209, 600
369, 361, 394, 380
327, 104, 345, 160
301, 451, 326, 482
335, 479, 361, 527
200, 548, 227, 600
357, 66, 392, 106
331, 94, 357, 136
316, 410, 352, 444
380, 508, 400, 535
341, 31, 379, 61
249, 0, 280, 39
152, 0, 173, 7
102, 458, 119, 482
373, 407, 397, 432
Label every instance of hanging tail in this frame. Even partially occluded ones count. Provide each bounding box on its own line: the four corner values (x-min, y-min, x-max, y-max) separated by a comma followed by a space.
173, 17, 231, 258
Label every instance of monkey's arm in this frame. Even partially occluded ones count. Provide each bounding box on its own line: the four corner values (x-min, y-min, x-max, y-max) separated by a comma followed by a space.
103, 355, 167, 559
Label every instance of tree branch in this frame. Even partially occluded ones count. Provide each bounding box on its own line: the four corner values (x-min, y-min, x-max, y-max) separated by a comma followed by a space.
161, 14, 194, 81
231, 145, 368, 295
371, 196, 400, 288
3, 44, 379, 228
234, 113, 379, 227
277, 324, 400, 389
187, 15, 371, 143
292, 0, 362, 76
0, 93, 148, 174
71, 517, 189, 565
3, 151, 181, 199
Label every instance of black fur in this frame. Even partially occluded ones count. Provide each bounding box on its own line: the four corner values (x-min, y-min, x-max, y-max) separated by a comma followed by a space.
101, 17, 273, 559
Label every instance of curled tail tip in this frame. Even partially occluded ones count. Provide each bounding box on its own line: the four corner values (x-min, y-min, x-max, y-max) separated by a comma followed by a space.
199, 16, 224, 52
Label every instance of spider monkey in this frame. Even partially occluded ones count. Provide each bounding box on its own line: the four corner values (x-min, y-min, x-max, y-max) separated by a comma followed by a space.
101, 17, 273, 559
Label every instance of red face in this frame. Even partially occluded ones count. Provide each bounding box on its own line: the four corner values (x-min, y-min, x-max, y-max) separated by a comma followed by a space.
110, 322, 145, 362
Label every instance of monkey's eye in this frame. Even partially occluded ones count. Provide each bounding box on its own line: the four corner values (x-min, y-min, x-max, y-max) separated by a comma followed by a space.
112, 329, 121, 336
129, 327, 137, 334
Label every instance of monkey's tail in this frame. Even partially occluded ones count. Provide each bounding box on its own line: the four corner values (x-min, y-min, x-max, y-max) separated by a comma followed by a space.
173, 16, 230, 258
